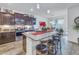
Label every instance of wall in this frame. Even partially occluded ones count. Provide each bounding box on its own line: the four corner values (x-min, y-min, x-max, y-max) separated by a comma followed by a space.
68, 6, 79, 43
48, 9, 68, 34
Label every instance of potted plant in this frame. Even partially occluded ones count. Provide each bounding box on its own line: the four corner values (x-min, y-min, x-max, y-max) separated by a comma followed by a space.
42, 26, 47, 32
58, 28, 64, 36
73, 25, 79, 32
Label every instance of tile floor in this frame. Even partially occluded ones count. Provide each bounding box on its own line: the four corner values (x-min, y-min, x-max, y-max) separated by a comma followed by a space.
0, 36, 25, 55
0, 35, 79, 55
59, 36, 79, 55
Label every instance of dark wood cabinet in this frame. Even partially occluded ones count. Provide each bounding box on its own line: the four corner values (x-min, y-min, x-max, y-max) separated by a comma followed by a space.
0, 32, 16, 45
0, 12, 15, 45
24, 16, 36, 25
14, 13, 24, 25
3, 14, 14, 25
0, 12, 36, 25
0, 13, 3, 25
0, 12, 15, 25
15, 13, 36, 25
24, 16, 29, 25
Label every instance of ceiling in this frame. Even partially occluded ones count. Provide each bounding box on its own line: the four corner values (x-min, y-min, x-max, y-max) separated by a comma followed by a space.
0, 3, 79, 18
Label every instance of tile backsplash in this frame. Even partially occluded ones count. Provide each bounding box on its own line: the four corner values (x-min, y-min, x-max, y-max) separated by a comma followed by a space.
0, 25, 15, 32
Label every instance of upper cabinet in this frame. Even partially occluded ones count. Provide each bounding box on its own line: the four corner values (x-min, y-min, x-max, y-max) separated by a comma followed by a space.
0, 13, 3, 25
24, 15, 36, 25
0, 12, 15, 25
15, 13, 36, 25
0, 8, 36, 25
24, 15, 32, 25
0, 8, 15, 25
14, 13, 25, 25
2, 13, 15, 25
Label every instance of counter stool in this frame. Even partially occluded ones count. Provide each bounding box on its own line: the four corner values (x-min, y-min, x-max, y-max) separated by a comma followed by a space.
47, 39, 55, 55
36, 44, 48, 55
52, 34, 62, 54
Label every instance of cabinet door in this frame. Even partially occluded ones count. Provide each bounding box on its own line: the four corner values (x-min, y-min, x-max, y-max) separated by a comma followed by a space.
2, 14, 9, 25
29, 17, 35, 25
24, 16, 29, 25
0, 33, 3, 44
3, 14, 10, 25
0, 34, 1, 40
2, 14, 14, 25
25, 17, 36, 25
15, 13, 24, 25
0, 33, 6, 44
0, 13, 3, 25
9, 32, 15, 41
5, 32, 15, 43
0, 32, 16, 45
9, 15, 15, 25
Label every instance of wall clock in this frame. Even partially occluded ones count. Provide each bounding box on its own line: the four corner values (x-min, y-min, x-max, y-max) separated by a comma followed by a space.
74, 16, 79, 26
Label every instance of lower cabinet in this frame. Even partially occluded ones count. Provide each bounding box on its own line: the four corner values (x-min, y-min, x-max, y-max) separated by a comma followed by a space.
0, 32, 16, 45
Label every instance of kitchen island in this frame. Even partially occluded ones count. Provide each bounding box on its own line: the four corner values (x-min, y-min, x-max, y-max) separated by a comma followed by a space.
22, 31, 56, 55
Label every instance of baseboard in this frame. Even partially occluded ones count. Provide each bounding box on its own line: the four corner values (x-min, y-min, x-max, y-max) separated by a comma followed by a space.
68, 41, 78, 45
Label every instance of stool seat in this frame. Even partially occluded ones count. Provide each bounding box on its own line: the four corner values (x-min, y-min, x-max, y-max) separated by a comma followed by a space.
36, 44, 48, 51
36, 44, 48, 55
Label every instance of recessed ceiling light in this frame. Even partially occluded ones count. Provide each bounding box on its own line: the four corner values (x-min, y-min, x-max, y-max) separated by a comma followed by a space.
47, 10, 50, 14
37, 4, 40, 9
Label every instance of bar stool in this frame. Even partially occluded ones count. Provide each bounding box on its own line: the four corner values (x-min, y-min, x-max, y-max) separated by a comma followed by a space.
36, 43, 48, 55
52, 34, 62, 54
47, 39, 55, 55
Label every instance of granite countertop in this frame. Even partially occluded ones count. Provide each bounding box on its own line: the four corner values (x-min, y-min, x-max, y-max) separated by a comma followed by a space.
22, 31, 56, 41
0, 31, 15, 33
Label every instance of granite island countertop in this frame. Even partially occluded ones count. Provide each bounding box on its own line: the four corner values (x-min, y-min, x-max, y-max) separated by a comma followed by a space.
22, 31, 56, 41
